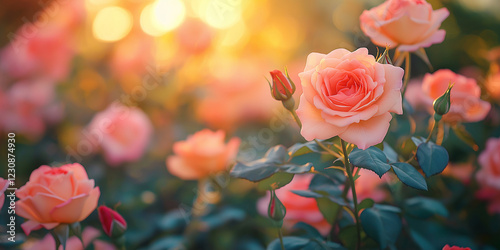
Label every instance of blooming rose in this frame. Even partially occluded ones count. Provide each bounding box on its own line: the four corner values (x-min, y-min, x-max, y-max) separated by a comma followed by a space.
22, 227, 115, 250
476, 137, 500, 214
360, 0, 449, 52
296, 48, 404, 149
352, 169, 387, 202
257, 174, 331, 235
416, 69, 490, 123
16, 164, 100, 235
86, 103, 153, 166
167, 129, 240, 180
442, 245, 471, 250
0, 178, 9, 211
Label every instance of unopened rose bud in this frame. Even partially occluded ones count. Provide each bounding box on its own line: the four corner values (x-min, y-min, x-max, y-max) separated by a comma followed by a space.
269, 69, 295, 101
98, 205, 127, 238
433, 83, 454, 116
377, 47, 392, 64
268, 190, 286, 223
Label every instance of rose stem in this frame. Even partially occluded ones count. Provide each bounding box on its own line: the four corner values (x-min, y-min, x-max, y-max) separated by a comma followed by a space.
401, 52, 411, 103
341, 139, 361, 250
278, 228, 285, 250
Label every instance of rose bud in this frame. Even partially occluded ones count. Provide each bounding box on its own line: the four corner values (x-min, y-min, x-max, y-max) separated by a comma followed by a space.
433, 83, 453, 118
268, 190, 286, 224
377, 47, 392, 65
98, 206, 127, 238
269, 69, 295, 101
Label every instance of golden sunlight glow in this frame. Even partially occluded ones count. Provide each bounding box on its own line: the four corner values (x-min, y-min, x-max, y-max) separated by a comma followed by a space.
141, 0, 186, 37
92, 7, 132, 42
193, 0, 242, 29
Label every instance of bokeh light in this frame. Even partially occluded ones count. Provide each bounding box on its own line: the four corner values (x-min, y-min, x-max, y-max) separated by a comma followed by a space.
140, 0, 186, 37
193, 0, 243, 29
92, 6, 133, 42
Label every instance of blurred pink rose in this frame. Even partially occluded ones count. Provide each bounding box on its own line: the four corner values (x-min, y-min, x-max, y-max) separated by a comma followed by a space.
0, 80, 63, 140
476, 137, 500, 214
352, 169, 387, 202
442, 161, 475, 184
196, 60, 279, 131
360, 0, 449, 52
86, 103, 153, 166
485, 71, 500, 100
176, 18, 213, 54
0, 178, 9, 211
410, 69, 491, 123
257, 174, 331, 235
296, 48, 404, 149
22, 227, 115, 250
167, 129, 240, 180
16, 164, 100, 235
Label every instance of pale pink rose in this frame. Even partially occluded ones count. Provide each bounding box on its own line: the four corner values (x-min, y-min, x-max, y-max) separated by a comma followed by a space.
16, 164, 100, 235
351, 169, 387, 202
257, 174, 331, 235
196, 60, 279, 131
418, 69, 491, 123
0, 80, 64, 140
167, 129, 240, 180
0, 24, 74, 81
476, 137, 500, 214
0, 178, 9, 211
296, 48, 404, 149
86, 103, 153, 166
360, 0, 449, 52
22, 227, 115, 250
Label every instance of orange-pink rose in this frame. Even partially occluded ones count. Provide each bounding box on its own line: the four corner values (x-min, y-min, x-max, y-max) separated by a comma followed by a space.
86, 103, 153, 166
418, 69, 490, 123
166, 129, 240, 180
485, 71, 500, 100
16, 164, 100, 235
360, 0, 449, 52
296, 48, 404, 149
476, 137, 500, 214
257, 174, 331, 235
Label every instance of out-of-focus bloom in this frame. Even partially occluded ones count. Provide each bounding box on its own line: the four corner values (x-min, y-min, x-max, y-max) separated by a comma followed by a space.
442, 245, 471, 250
196, 61, 279, 131
22, 227, 115, 250
176, 18, 213, 55
476, 137, 500, 214
352, 169, 387, 202
0, 178, 9, 211
360, 0, 449, 52
406, 69, 491, 123
296, 48, 404, 149
98, 206, 127, 238
257, 175, 330, 235
485, 71, 500, 100
110, 34, 154, 79
0, 80, 63, 140
16, 164, 100, 235
269, 70, 295, 101
86, 103, 153, 166
167, 129, 240, 180
442, 161, 475, 184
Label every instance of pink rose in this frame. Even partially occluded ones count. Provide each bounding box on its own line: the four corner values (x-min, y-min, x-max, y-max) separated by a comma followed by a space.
86, 103, 153, 166
417, 69, 491, 123
352, 169, 387, 202
257, 174, 331, 235
22, 227, 115, 250
476, 137, 500, 214
16, 164, 100, 235
167, 129, 240, 180
0, 178, 9, 211
442, 161, 475, 184
296, 48, 404, 149
360, 0, 449, 52
442, 245, 471, 250
485, 71, 500, 100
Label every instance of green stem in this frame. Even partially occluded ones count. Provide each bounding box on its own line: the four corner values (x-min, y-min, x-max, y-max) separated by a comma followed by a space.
278, 228, 285, 250
289, 108, 302, 128
314, 139, 342, 159
341, 139, 361, 250
425, 118, 438, 143
401, 52, 411, 103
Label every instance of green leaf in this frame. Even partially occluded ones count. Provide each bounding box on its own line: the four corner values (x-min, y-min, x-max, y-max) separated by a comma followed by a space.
338, 225, 358, 249
292, 222, 323, 240
405, 197, 448, 219
266, 236, 310, 250
231, 145, 312, 182
411, 136, 425, 147
291, 190, 324, 198
316, 197, 341, 224
349, 147, 391, 177
383, 142, 399, 163
452, 124, 479, 151
416, 142, 449, 177
358, 198, 375, 210
391, 162, 428, 191
288, 141, 324, 157
258, 172, 294, 190
360, 205, 402, 249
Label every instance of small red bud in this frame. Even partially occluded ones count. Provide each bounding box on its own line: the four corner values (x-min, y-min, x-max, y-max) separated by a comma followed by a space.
269, 70, 295, 101
98, 205, 127, 238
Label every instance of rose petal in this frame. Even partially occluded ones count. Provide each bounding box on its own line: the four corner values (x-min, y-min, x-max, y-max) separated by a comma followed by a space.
296, 95, 346, 141
339, 113, 393, 150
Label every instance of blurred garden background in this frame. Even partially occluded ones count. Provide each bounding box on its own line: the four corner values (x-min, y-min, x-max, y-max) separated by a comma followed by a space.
1, 0, 500, 249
